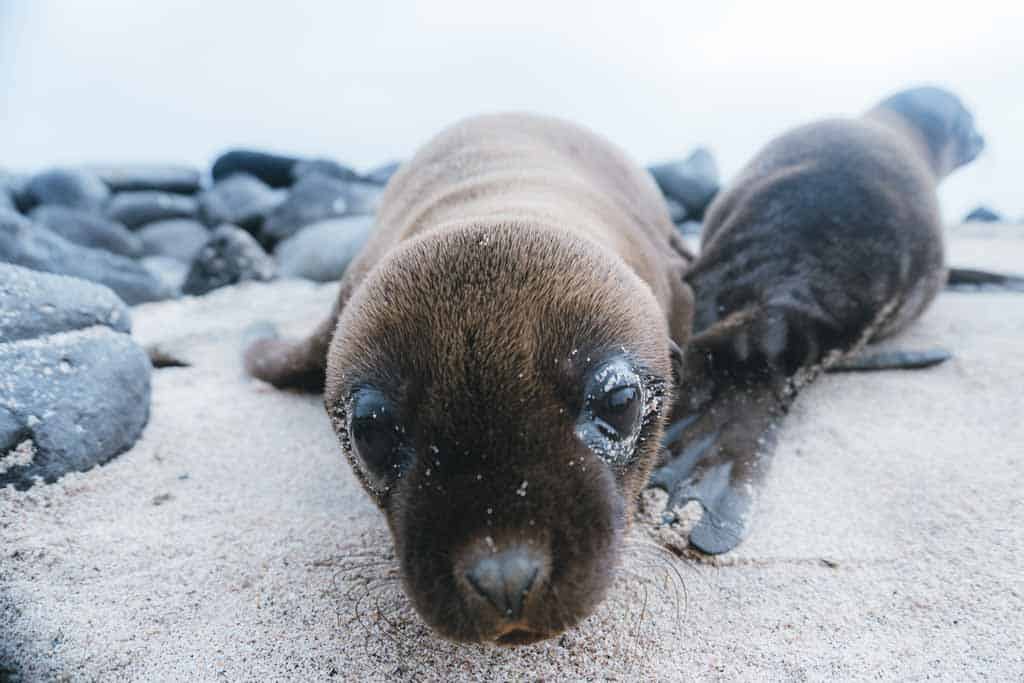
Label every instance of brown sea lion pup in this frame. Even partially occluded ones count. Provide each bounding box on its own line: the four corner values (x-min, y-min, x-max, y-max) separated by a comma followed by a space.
244, 113, 695, 644
651, 86, 986, 554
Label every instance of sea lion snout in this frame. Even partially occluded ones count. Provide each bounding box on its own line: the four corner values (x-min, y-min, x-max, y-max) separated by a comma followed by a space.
456, 540, 550, 625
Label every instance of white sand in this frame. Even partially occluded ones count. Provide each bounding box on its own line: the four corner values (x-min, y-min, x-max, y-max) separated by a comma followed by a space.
2, 228, 1022, 681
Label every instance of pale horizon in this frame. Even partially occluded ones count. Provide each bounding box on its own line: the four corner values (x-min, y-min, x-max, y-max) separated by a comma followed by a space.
2, 0, 1022, 221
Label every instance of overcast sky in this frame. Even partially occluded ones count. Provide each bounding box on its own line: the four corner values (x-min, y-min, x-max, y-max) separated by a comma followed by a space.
1, 1, 1022, 220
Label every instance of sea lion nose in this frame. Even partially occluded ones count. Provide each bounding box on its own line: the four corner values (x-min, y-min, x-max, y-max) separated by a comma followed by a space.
464, 546, 543, 620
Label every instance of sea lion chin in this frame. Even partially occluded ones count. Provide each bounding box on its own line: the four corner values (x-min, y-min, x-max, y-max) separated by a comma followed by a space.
245, 114, 694, 643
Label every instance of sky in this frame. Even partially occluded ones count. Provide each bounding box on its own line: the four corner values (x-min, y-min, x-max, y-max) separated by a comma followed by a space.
1, 0, 1022, 220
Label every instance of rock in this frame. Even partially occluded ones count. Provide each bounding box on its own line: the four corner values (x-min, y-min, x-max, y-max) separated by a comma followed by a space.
197, 173, 285, 232
182, 225, 277, 295
24, 167, 110, 212
140, 256, 188, 294
0, 263, 130, 343
29, 206, 143, 257
0, 171, 31, 212
106, 191, 199, 229
343, 181, 384, 216
963, 206, 1002, 223
261, 173, 349, 244
291, 158, 360, 183
362, 160, 401, 186
136, 219, 210, 263
0, 326, 151, 490
87, 164, 202, 194
275, 215, 374, 282
664, 197, 689, 224
0, 209, 170, 304
211, 149, 298, 188
648, 148, 720, 220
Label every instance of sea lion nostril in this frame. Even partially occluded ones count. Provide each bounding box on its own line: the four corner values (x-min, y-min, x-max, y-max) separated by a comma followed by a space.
464, 547, 542, 620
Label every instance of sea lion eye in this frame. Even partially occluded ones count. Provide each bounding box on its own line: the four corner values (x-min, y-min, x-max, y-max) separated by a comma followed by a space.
350, 389, 408, 487
575, 359, 647, 464
594, 385, 641, 439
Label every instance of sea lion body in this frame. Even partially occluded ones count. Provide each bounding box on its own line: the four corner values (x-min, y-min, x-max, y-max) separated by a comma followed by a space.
653, 87, 985, 554
246, 113, 694, 643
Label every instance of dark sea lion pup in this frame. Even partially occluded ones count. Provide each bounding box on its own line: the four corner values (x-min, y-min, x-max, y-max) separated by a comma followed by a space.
245, 114, 695, 644
651, 86, 987, 554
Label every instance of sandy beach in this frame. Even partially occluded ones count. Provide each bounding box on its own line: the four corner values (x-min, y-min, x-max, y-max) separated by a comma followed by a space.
2, 227, 1022, 681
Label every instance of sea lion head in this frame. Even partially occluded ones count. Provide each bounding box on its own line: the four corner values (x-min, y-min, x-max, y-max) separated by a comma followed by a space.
323, 222, 673, 644
874, 86, 985, 177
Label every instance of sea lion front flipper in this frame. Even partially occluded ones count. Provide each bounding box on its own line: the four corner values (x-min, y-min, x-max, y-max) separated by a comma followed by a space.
650, 378, 782, 555
827, 347, 952, 373
243, 313, 336, 392
946, 267, 1024, 292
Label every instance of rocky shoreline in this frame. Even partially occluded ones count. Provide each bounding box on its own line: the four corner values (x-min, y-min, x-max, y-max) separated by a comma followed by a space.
1, 147, 722, 489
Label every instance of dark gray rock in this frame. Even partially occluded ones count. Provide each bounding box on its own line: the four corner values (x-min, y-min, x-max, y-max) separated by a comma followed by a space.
24, 168, 110, 212
87, 164, 202, 194
0, 326, 151, 489
275, 215, 374, 282
212, 149, 298, 188
291, 158, 360, 183
261, 173, 349, 244
136, 219, 210, 263
141, 256, 188, 294
664, 197, 689, 224
0, 209, 169, 305
649, 148, 720, 220
198, 173, 285, 232
182, 224, 277, 295
362, 160, 401, 186
0, 263, 130, 343
963, 206, 1002, 223
106, 191, 199, 228
29, 206, 143, 257
1, 171, 32, 212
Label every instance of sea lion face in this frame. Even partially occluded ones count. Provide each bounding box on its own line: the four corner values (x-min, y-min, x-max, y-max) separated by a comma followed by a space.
324, 223, 672, 644
878, 86, 985, 176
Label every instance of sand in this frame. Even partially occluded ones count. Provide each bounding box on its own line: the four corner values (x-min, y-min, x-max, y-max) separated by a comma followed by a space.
2, 227, 1022, 681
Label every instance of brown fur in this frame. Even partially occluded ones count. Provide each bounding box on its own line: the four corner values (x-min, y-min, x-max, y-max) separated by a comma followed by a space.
245, 113, 693, 643
655, 87, 984, 555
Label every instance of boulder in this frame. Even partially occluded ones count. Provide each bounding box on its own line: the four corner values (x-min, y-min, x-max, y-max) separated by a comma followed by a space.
291, 158, 360, 183
0, 263, 130, 343
963, 206, 1002, 223
24, 167, 110, 212
362, 160, 401, 186
648, 148, 720, 220
197, 173, 285, 232
0, 209, 169, 304
211, 149, 298, 188
106, 191, 199, 228
275, 215, 374, 282
29, 205, 143, 257
0, 326, 151, 490
136, 219, 210, 263
87, 164, 202, 194
182, 224, 277, 295
261, 173, 349, 244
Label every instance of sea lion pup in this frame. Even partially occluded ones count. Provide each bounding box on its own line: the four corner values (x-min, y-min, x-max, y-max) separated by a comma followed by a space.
651, 86, 986, 554
245, 114, 695, 644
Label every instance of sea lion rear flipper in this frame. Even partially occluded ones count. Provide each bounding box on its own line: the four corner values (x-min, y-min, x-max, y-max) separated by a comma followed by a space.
827, 347, 952, 373
946, 267, 1024, 292
242, 314, 335, 392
